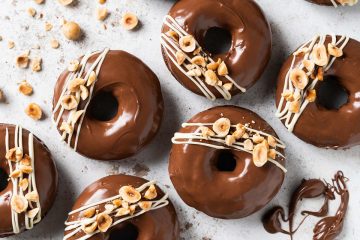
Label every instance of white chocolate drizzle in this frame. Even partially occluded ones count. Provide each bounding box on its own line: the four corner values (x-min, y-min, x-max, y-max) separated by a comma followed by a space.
275, 34, 350, 132
161, 15, 246, 101
171, 121, 287, 173
5, 125, 42, 234
63, 181, 169, 240
52, 48, 110, 151
330, 0, 358, 7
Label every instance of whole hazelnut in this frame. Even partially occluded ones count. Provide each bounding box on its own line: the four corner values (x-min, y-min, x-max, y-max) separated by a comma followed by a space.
62, 21, 81, 41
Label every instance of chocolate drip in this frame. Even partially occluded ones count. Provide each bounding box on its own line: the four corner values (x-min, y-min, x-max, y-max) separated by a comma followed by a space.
262, 171, 349, 240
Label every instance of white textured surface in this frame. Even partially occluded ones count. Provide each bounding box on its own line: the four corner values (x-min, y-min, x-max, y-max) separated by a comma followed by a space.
0, 0, 359, 239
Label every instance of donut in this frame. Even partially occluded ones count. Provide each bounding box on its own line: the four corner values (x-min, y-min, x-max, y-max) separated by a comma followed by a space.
52, 49, 164, 160
0, 124, 58, 237
160, 0, 271, 101
63, 175, 180, 240
306, 0, 358, 7
275, 34, 360, 148
169, 106, 286, 219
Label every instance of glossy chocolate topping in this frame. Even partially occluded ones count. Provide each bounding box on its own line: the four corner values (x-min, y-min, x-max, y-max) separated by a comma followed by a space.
64, 175, 180, 240
53, 50, 164, 160
0, 124, 58, 237
169, 106, 285, 219
262, 171, 349, 240
276, 36, 360, 148
306, 0, 334, 6
161, 0, 271, 98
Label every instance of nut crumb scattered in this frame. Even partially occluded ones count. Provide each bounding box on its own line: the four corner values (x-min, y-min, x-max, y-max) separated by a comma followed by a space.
58, 0, 74, 6
45, 22, 53, 31
25, 103, 42, 120
50, 39, 60, 49
31, 57, 42, 72
18, 81, 33, 96
97, 8, 108, 21
8, 41, 15, 49
34, 0, 45, 4
27, 8, 36, 17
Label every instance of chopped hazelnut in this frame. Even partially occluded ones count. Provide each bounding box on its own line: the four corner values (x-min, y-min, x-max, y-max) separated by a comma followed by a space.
166, 30, 179, 41
306, 89, 317, 102
11, 195, 28, 213
175, 51, 186, 65
8, 41, 15, 49
204, 69, 218, 86
31, 57, 42, 72
58, 0, 74, 6
267, 135, 277, 148
27, 8, 37, 17
68, 60, 80, 72
25, 191, 39, 202
25, 103, 42, 120
97, 8, 108, 21
244, 139, 254, 151
82, 207, 96, 218
68, 78, 86, 92
289, 100, 300, 113
139, 201, 152, 211
223, 83, 233, 91
225, 135, 236, 146
290, 68, 308, 90
191, 56, 206, 67
26, 208, 40, 219
328, 43, 343, 58
98, 0, 106, 4
34, 0, 45, 3
45, 22, 53, 31
83, 222, 98, 234
97, 213, 113, 232
218, 61, 228, 76
18, 81, 33, 96
16, 53, 30, 69
50, 39, 60, 49
19, 178, 29, 191
144, 184, 157, 200
87, 71, 97, 86
61, 95, 78, 110
199, 126, 215, 139
119, 186, 141, 203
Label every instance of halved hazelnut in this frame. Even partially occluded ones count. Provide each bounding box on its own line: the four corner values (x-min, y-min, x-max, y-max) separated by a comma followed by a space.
10, 169, 22, 178
25, 103, 42, 120
328, 43, 343, 58
268, 149, 277, 160
69, 78, 86, 92
252, 134, 264, 144
11, 195, 28, 213
218, 61, 228, 76
80, 85, 89, 100
119, 186, 141, 203
138, 201, 152, 211
225, 135, 236, 146
144, 184, 157, 200
115, 207, 130, 217
303, 59, 315, 72
311, 44, 329, 67
199, 126, 215, 139
306, 89, 317, 102
31, 57, 42, 72
5, 148, 17, 161
166, 30, 179, 41
253, 143, 268, 167
244, 139, 254, 151
60, 122, 73, 134
179, 35, 196, 53
19, 178, 29, 191
112, 199, 122, 208
58, 0, 74, 6
25, 191, 39, 202
26, 207, 40, 219
191, 56, 206, 67
61, 95, 78, 110
204, 70, 218, 86
175, 51, 186, 65
68, 60, 80, 72
97, 213, 113, 232
83, 222, 98, 234
16, 54, 30, 69
290, 68, 309, 90
82, 207, 96, 218
289, 100, 300, 113
18, 81, 33, 96
87, 71, 97, 86
19, 165, 33, 174
267, 135, 277, 148
97, 8, 108, 21
121, 13, 139, 30
223, 83, 233, 91
213, 118, 231, 137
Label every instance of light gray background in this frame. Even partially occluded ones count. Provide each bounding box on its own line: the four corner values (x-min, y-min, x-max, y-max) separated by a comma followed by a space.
0, 0, 359, 239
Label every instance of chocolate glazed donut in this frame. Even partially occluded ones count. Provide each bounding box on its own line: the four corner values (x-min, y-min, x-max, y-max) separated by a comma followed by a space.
53, 50, 164, 160
0, 124, 58, 237
306, 0, 357, 6
161, 0, 271, 99
276, 36, 360, 148
169, 106, 286, 219
64, 175, 180, 240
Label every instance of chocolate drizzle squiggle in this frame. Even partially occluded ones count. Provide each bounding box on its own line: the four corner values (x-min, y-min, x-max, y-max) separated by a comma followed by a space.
262, 171, 349, 240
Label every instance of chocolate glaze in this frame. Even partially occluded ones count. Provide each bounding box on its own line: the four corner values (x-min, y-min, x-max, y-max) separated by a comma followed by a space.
161, 0, 272, 98
169, 106, 285, 219
262, 171, 349, 240
276, 36, 360, 148
0, 124, 58, 237
64, 175, 180, 240
53, 50, 164, 160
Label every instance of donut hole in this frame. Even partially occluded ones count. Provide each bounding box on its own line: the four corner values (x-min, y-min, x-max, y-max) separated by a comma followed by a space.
203, 27, 232, 55
215, 150, 237, 172
88, 91, 119, 121
0, 168, 9, 192
108, 223, 139, 240
317, 76, 349, 110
